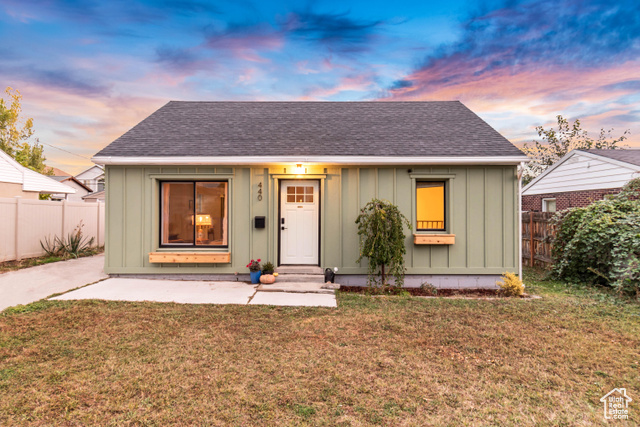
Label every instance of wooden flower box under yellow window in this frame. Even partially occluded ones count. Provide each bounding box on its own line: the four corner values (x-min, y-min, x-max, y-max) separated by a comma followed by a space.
413, 234, 455, 245
148, 252, 231, 263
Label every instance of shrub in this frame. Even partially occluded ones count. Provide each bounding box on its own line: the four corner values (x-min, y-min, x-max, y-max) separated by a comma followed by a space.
39, 221, 95, 259
261, 261, 275, 274
355, 199, 411, 288
551, 178, 640, 297
496, 272, 525, 297
40, 235, 62, 257
58, 221, 95, 258
608, 213, 640, 298
420, 282, 438, 296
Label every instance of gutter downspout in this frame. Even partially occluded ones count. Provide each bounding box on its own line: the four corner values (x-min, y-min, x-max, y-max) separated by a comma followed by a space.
517, 163, 524, 279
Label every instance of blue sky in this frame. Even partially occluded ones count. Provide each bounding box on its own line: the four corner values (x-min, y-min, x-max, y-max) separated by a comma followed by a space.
1, 0, 638, 173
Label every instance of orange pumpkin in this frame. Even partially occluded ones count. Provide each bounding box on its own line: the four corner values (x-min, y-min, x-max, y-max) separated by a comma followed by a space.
260, 274, 276, 284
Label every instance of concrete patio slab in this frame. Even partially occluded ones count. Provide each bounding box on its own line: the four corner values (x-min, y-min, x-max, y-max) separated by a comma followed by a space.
52, 278, 257, 305
256, 282, 335, 294
0, 254, 107, 311
250, 291, 337, 307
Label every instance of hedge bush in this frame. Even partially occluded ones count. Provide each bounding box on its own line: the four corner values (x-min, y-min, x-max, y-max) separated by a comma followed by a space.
551, 178, 640, 298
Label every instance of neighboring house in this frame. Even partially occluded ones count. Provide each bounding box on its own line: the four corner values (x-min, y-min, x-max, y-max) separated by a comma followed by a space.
92, 101, 528, 287
0, 150, 75, 199
48, 167, 94, 201
522, 149, 640, 212
75, 164, 104, 192
82, 190, 105, 203
50, 176, 94, 202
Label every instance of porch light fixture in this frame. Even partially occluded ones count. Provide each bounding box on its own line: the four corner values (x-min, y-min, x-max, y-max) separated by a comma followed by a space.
294, 163, 306, 174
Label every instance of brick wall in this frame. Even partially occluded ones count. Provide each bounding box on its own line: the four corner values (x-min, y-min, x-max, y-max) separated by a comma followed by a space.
522, 188, 622, 212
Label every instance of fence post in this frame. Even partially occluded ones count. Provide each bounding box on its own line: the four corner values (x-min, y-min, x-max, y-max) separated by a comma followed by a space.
14, 196, 21, 261
61, 199, 68, 238
96, 201, 101, 247
529, 212, 534, 268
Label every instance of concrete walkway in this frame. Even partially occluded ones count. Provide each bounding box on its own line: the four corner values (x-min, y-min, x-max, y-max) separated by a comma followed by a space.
0, 254, 108, 311
52, 277, 337, 307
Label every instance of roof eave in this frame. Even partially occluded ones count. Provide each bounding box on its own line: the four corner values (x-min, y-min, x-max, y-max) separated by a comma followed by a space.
92, 155, 530, 166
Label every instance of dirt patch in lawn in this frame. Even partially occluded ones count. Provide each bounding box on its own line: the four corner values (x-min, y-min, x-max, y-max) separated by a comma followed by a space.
339, 286, 536, 299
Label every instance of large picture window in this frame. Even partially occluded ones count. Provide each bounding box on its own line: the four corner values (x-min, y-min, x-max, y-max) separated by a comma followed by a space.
416, 181, 445, 231
161, 181, 228, 247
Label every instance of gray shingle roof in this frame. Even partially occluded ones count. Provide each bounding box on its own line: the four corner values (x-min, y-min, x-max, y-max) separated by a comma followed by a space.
95, 101, 524, 158
582, 149, 640, 168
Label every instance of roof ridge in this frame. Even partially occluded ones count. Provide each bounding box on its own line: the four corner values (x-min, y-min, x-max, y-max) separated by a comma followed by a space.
166, 100, 462, 104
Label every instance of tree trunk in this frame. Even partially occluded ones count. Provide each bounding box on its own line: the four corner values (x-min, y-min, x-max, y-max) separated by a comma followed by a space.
381, 264, 386, 286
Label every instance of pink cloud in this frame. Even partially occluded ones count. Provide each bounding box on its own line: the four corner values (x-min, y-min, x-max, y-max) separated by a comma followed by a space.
12, 81, 164, 174
204, 26, 284, 64
299, 74, 376, 100
385, 59, 640, 147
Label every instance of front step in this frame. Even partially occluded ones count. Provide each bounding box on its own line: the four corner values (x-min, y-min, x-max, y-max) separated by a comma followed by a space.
270, 266, 339, 290
276, 266, 324, 275
276, 274, 325, 283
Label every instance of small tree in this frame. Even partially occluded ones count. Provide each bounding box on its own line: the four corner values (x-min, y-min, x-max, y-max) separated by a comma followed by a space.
0, 87, 49, 174
356, 199, 411, 288
522, 115, 628, 185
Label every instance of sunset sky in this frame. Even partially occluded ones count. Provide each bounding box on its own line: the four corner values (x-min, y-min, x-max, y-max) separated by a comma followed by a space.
1, 0, 638, 174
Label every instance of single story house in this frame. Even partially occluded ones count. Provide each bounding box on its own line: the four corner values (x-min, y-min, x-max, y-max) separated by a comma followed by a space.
92, 101, 528, 287
0, 150, 75, 199
522, 149, 640, 212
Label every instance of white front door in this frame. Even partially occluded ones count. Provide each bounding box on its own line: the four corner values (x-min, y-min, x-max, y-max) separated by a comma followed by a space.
280, 180, 319, 265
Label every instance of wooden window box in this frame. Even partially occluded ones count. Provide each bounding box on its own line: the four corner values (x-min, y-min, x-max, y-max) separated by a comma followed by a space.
413, 234, 455, 245
149, 252, 231, 263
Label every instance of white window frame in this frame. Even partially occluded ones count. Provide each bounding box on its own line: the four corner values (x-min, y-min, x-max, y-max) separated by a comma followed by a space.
542, 198, 556, 212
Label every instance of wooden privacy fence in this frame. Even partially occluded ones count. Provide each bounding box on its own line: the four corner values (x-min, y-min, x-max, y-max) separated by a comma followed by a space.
522, 211, 555, 268
0, 197, 105, 262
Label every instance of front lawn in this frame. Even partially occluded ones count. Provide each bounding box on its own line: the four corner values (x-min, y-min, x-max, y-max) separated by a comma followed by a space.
1, 271, 638, 425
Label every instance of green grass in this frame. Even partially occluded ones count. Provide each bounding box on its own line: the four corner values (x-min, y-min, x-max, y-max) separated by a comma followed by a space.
0, 270, 638, 425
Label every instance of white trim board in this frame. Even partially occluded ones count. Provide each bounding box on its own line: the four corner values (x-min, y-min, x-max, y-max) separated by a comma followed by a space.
92, 155, 530, 166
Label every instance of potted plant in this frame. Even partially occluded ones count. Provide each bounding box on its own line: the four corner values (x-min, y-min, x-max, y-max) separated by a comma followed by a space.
260, 261, 276, 284
262, 261, 275, 274
246, 259, 262, 284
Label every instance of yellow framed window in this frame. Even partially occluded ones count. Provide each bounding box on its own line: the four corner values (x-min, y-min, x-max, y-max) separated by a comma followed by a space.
416, 181, 445, 231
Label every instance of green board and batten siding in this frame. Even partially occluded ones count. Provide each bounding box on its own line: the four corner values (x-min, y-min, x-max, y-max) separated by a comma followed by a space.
104, 165, 519, 275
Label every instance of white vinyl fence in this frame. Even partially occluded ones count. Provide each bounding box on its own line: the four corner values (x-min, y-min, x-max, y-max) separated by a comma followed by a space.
0, 197, 105, 262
